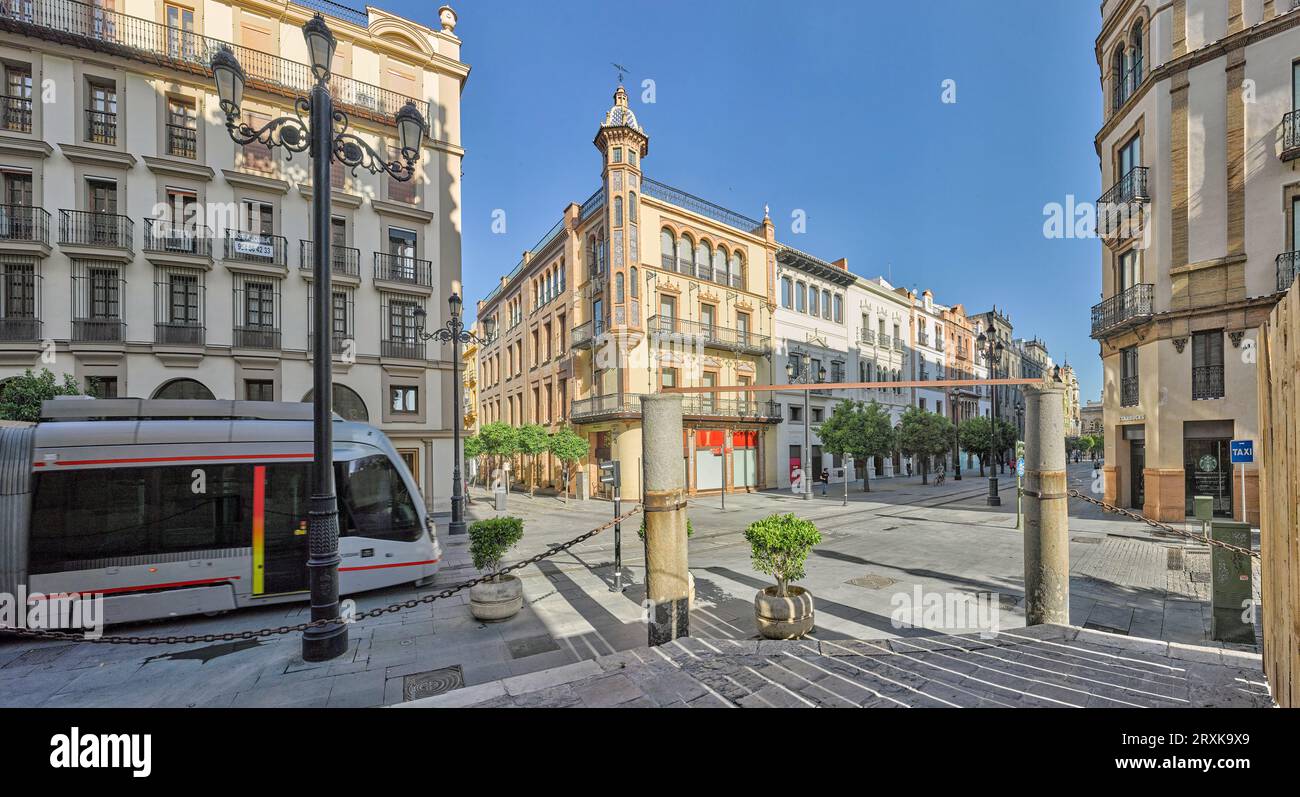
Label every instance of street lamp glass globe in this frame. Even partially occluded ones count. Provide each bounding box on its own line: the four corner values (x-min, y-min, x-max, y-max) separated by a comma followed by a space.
785, 362, 796, 380
396, 101, 426, 162
413, 306, 428, 331
448, 291, 463, 320
211, 47, 245, 117
302, 14, 337, 82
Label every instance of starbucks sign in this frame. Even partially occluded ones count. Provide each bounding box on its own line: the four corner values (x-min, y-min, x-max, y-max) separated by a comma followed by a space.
1197, 454, 1218, 473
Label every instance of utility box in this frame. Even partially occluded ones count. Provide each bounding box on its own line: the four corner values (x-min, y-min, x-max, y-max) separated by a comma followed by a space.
575, 471, 588, 501
1193, 495, 1214, 523
1209, 519, 1254, 644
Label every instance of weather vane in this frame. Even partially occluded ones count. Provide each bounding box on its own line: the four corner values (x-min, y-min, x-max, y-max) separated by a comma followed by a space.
612, 62, 631, 84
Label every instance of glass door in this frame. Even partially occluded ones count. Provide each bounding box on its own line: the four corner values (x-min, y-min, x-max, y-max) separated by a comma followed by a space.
1184, 438, 1232, 518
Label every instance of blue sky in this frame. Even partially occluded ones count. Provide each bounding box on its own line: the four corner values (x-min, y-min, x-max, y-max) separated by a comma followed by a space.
384, 0, 1104, 401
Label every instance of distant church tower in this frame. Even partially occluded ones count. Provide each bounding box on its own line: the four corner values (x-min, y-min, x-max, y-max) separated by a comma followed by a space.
593, 84, 649, 333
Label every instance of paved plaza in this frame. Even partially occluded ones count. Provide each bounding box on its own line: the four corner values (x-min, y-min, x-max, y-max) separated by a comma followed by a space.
0, 463, 1267, 708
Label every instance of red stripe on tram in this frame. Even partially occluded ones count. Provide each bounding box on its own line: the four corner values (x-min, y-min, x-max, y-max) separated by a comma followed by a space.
29, 576, 242, 600
339, 559, 440, 573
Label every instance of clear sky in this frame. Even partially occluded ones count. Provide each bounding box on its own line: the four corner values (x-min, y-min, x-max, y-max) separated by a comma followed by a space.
383, 0, 1104, 401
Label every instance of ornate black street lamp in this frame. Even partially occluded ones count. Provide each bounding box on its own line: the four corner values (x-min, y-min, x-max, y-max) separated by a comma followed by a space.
785, 354, 826, 501
212, 15, 426, 662
948, 386, 961, 481
414, 290, 481, 537
977, 330, 1005, 507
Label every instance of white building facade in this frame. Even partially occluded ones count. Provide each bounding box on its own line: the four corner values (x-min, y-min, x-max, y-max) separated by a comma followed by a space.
0, 0, 468, 512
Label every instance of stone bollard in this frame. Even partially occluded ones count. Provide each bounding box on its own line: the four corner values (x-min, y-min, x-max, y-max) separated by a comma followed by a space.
1022, 379, 1069, 626
640, 394, 690, 645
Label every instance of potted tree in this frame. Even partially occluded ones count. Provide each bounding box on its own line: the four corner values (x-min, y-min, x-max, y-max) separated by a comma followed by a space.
744, 513, 822, 639
467, 516, 525, 621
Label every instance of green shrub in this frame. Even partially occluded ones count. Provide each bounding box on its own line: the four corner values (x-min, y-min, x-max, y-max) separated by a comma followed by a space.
637, 516, 693, 540
468, 516, 524, 578
743, 513, 822, 597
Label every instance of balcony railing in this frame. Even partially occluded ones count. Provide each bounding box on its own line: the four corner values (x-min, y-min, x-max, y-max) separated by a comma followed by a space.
1111, 60, 1143, 114
1097, 167, 1150, 241
301, 240, 360, 278
1277, 251, 1299, 293
1091, 283, 1153, 338
647, 315, 771, 355
165, 123, 196, 158
571, 319, 602, 349
85, 108, 116, 144
0, 205, 49, 245
381, 339, 425, 360
154, 321, 204, 346
682, 395, 781, 421
72, 318, 124, 342
1, 94, 32, 132
0, 0, 428, 126
571, 393, 643, 421
233, 325, 280, 350
374, 252, 433, 287
59, 209, 132, 251
893, 336, 903, 351
858, 329, 875, 346
144, 219, 212, 258
1283, 110, 1300, 161
1192, 365, 1224, 401
641, 177, 760, 233
307, 334, 350, 355
224, 231, 286, 266
0, 317, 41, 341
1120, 375, 1139, 407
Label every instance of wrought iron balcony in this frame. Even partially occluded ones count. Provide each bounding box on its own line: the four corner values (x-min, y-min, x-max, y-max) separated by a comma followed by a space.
570, 319, 603, 349
0, 317, 41, 341
1, 94, 32, 132
301, 240, 361, 278
1283, 110, 1300, 162
72, 318, 124, 342
892, 336, 903, 351
570, 393, 643, 422
59, 209, 132, 252
681, 395, 781, 422
1277, 251, 1299, 293
1090, 283, 1154, 338
224, 231, 286, 266
1192, 365, 1224, 401
374, 252, 433, 287
381, 339, 425, 360
647, 314, 771, 356
165, 122, 196, 159
0, 205, 49, 246
85, 108, 116, 144
1097, 167, 1151, 241
0, 0, 428, 126
144, 219, 212, 258
1120, 375, 1139, 407
859, 329, 875, 346
233, 325, 280, 350
154, 321, 204, 346
1111, 60, 1143, 114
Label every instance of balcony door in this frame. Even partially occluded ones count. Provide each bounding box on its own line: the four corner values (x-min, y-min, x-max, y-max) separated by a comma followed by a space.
87, 179, 117, 245
657, 293, 675, 333
388, 228, 417, 279
1119, 134, 1141, 178
1118, 248, 1140, 294
165, 3, 197, 63
2, 171, 33, 239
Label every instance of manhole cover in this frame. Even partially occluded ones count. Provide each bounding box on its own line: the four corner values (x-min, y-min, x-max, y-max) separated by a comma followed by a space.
1167, 548, 1184, 570
846, 574, 898, 590
1189, 571, 1211, 583
1083, 621, 1129, 636
402, 666, 464, 701
1072, 536, 1103, 544
507, 634, 561, 659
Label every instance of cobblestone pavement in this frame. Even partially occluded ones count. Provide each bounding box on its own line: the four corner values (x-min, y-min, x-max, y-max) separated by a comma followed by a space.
395, 624, 1273, 709
0, 464, 1266, 707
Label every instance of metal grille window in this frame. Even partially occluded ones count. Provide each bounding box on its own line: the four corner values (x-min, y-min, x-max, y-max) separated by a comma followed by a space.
307, 284, 354, 353
0, 255, 40, 340
86, 80, 117, 144
2, 64, 32, 133
153, 266, 204, 345
166, 97, 197, 158
232, 273, 281, 349
380, 292, 423, 359
1120, 346, 1139, 407
71, 259, 125, 341
1191, 330, 1224, 400
85, 375, 118, 399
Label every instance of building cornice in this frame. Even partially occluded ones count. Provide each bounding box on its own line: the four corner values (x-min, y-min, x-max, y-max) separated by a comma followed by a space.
222, 169, 292, 195
0, 135, 52, 160
58, 144, 136, 169
144, 156, 216, 182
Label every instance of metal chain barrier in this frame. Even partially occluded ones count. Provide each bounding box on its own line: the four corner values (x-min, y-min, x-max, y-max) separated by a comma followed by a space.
0, 507, 641, 645
1068, 489, 1258, 559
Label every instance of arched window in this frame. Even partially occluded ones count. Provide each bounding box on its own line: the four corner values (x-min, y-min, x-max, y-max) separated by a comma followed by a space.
795, 281, 806, 312
695, 240, 710, 275
713, 245, 726, 279
660, 228, 674, 267
808, 286, 819, 316
780, 276, 792, 308
628, 192, 637, 223
152, 378, 215, 401
821, 289, 832, 320
302, 384, 370, 422
678, 234, 692, 268
587, 235, 596, 273
1112, 46, 1127, 108
730, 251, 744, 284
613, 196, 623, 227
630, 266, 638, 298
615, 272, 625, 303
1130, 21, 1143, 81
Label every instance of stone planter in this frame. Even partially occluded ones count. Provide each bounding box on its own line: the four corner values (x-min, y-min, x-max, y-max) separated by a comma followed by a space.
469, 574, 523, 621
754, 585, 814, 639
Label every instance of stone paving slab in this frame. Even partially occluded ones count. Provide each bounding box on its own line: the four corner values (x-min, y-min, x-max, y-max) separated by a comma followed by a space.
395, 624, 1274, 709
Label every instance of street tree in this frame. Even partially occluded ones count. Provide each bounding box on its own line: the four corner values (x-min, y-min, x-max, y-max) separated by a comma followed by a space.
463, 434, 484, 487
958, 416, 993, 476
547, 426, 589, 505
516, 423, 549, 496
897, 407, 953, 485
857, 401, 897, 491
477, 421, 519, 492
0, 368, 81, 423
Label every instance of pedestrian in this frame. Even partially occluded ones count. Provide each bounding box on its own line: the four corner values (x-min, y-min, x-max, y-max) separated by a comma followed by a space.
820, 468, 829, 495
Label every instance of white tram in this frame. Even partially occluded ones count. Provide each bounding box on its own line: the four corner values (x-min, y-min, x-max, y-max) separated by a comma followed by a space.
0, 399, 441, 626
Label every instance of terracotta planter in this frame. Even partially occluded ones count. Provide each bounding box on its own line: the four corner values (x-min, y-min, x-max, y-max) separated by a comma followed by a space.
754, 585, 814, 639
469, 574, 523, 621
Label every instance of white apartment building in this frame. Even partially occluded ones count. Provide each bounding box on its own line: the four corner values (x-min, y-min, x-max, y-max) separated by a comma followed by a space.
845, 274, 911, 476
0, 0, 468, 512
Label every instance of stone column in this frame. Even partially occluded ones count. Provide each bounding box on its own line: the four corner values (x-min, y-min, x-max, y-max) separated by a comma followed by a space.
640, 394, 690, 645
1023, 379, 1070, 626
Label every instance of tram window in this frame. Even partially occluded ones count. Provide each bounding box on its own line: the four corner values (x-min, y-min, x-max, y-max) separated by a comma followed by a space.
335, 455, 421, 542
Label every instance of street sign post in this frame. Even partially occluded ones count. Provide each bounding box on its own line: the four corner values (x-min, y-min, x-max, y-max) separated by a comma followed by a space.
1015, 442, 1025, 530
599, 460, 623, 592
1230, 439, 1253, 525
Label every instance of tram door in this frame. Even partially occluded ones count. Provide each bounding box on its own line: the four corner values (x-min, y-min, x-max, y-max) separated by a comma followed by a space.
252, 464, 311, 596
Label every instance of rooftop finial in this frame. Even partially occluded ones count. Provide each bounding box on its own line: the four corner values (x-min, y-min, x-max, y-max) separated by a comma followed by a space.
612, 62, 631, 85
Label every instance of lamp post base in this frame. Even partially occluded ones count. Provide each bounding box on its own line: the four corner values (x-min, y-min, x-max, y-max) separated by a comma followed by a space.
448, 520, 467, 536
986, 476, 1001, 507
302, 621, 349, 662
